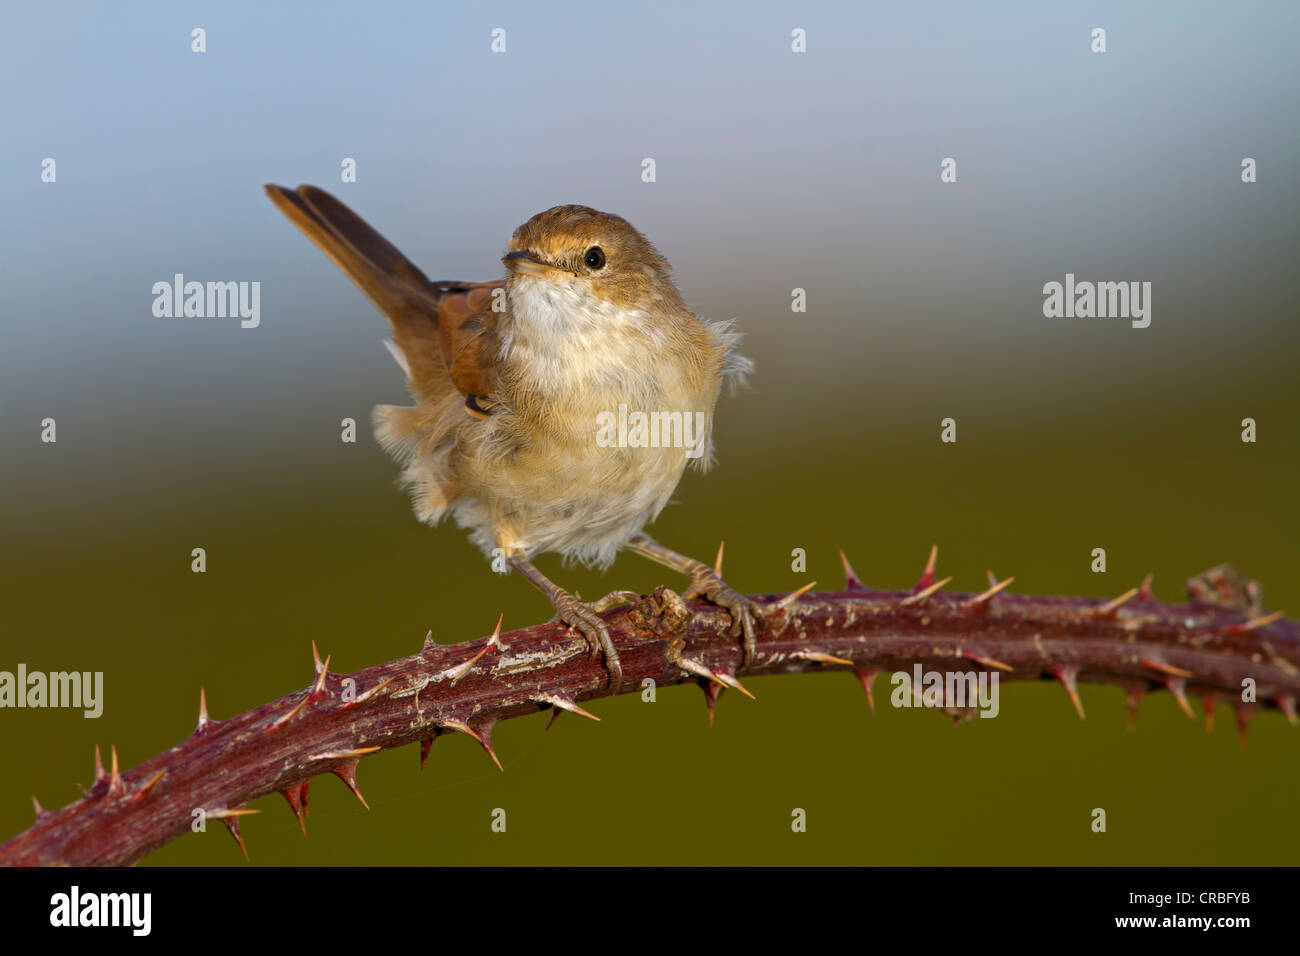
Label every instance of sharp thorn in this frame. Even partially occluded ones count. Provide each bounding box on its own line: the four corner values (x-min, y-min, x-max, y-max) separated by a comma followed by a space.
1235, 706, 1253, 750
350, 675, 395, 706
441, 719, 504, 772
839, 549, 867, 591
1138, 573, 1155, 601
108, 746, 124, 797
308, 746, 381, 762
449, 614, 505, 686
93, 744, 106, 784
195, 687, 212, 734
986, 569, 998, 588
266, 697, 310, 733
531, 693, 601, 721
221, 817, 249, 861
422, 629, 435, 652
1094, 587, 1140, 617
448, 646, 491, 686
477, 723, 505, 773
794, 650, 854, 666
208, 809, 258, 860
1226, 609, 1286, 635
959, 650, 1013, 672
1164, 677, 1196, 720
312, 639, 324, 675
130, 769, 166, 805
1199, 693, 1219, 733
419, 736, 436, 768
900, 576, 953, 606
1126, 688, 1144, 731
773, 580, 817, 612
205, 807, 261, 820
700, 679, 723, 728
854, 668, 880, 714
713, 540, 725, 577
309, 654, 332, 699
965, 575, 1015, 609
674, 656, 732, 691
713, 670, 756, 700
1278, 695, 1298, 727
1139, 658, 1195, 679
266, 653, 332, 733
1050, 667, 1085, 720
279, 782, 309, 836
32, 795, 45, 818
331, 759, 371, 810
912, 545, 938, 592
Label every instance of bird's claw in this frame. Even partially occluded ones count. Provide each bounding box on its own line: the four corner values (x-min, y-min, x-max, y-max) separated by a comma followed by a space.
553, 591, 624, 688
686, 569, 760, 665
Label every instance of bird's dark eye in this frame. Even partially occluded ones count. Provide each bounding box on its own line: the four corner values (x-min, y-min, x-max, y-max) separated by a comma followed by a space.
584, 246, 606, 270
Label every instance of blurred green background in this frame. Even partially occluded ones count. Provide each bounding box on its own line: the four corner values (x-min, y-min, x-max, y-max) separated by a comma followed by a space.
2, 1, 1298, 864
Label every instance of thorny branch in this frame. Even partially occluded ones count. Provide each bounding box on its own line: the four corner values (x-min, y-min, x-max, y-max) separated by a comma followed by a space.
2, 551, 1296, 867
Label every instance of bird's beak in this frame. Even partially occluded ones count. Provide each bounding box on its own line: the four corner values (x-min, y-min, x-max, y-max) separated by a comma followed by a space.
502, 249, 564, 278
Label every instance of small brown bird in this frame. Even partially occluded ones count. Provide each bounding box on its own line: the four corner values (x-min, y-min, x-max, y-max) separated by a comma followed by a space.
265, 185, 755, 684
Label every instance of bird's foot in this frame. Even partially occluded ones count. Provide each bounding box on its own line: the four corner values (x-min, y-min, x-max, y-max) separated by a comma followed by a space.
551, 589, 639, 688
685, 568, 760, 665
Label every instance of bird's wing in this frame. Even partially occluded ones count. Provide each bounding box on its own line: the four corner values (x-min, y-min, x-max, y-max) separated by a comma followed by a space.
264, 184, 503, 405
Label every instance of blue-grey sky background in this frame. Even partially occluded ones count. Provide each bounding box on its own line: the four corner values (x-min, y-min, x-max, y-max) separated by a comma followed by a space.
4, 2, 1297, 486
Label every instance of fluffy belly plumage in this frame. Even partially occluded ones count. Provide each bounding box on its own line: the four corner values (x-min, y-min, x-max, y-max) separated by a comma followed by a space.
452, 435, 692, 569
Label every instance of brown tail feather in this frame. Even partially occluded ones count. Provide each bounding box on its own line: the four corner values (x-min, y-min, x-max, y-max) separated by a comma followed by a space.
265, 183, 502, 402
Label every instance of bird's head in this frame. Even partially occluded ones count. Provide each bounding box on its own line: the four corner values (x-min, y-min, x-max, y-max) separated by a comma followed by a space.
502, 206, 687, 321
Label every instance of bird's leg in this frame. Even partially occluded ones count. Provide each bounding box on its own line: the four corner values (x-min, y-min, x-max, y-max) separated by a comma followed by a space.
625, 533, 759, 664
507, 554, 634, 687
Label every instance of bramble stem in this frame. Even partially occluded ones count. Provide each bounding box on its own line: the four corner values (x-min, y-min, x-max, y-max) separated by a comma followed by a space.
3, 571, 1296, 867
